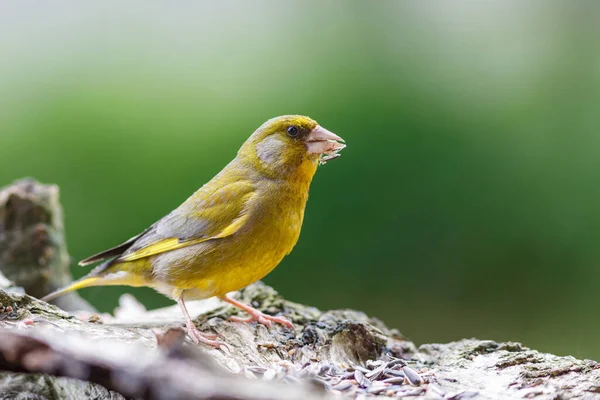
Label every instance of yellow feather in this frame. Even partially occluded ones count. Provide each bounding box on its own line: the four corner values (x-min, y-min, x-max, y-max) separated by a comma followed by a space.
117, 213, 250, 262
117, 238, 206, 262
41, 272, 148, 302
212, 213, 249, 239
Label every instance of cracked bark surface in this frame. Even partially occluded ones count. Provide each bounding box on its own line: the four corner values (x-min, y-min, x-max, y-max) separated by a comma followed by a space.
0, 179, 598, 400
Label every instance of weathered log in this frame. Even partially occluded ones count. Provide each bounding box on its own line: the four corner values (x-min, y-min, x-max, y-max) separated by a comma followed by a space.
0, 286, 599, 399
0, 179, 599, 400
0, 290, 326, 400
0, 179, 94, 312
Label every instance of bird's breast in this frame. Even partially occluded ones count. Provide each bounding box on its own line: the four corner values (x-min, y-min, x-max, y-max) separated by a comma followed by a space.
247, 181, 310, 258
230, 181, 311, 283
161, 180, 312, 297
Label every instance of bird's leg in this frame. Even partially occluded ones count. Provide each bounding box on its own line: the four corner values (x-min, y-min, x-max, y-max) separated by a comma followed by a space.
219, 294, 295, 331
176, 296, 224, 348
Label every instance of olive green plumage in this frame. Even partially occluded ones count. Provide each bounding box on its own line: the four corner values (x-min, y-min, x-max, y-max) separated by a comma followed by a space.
42, 115, 345, 346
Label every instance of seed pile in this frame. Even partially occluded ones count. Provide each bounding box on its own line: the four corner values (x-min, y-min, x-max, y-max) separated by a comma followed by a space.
243, 354, 438, 398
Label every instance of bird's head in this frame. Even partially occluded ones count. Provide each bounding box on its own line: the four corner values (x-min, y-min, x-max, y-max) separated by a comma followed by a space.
239, 115, 346, 180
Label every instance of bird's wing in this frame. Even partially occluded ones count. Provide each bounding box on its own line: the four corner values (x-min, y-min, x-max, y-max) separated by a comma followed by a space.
79, 227, 152, 266
85, 180, 256, 265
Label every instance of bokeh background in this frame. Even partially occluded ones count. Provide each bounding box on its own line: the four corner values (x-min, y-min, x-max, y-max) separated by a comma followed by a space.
2, 1, 600, 359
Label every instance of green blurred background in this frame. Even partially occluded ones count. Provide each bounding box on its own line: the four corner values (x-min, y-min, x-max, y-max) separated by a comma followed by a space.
2, 2, 600, 359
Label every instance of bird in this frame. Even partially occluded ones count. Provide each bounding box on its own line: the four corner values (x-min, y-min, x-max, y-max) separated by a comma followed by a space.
41, 115, 346, 348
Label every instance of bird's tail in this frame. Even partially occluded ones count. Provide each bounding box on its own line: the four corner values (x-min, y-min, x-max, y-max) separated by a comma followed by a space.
41, 266, 147, 303
41, 275, 106, 302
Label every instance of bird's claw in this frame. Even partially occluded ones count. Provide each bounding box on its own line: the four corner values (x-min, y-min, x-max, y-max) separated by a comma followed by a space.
182, 324, 219, 340
229, 311, 295, 332
186, 325, 228, 351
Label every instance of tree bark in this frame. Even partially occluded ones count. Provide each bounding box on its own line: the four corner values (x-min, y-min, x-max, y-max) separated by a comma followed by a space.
0, 179, 598, 400
0, 179, 94, 312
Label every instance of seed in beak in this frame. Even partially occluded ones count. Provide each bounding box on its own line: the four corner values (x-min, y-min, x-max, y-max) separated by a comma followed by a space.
306, 126, 346, 156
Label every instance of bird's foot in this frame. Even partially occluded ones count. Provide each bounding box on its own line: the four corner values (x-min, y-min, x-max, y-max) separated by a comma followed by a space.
220, 294, 295, 331
182, 324, 218, 340
229, 311, 294, 330
176, 296, 228, 350
185, 323, 228, 350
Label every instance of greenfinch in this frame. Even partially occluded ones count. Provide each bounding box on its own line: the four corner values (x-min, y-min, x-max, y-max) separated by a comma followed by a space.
42, 115, 345, 347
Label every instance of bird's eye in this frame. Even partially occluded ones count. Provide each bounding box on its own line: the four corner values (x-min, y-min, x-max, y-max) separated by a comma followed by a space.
287, 126, 299, 137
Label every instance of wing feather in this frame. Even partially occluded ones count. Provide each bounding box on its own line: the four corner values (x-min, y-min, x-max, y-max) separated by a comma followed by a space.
78, 227, 151, 266
114, 180, 255, 263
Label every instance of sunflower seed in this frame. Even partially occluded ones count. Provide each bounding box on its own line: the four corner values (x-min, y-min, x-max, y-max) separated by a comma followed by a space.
384, 368, 406, 377
366, 364, 386, 380
317, 363, 331, 376
366, 383, 388, 395
382, 376, 405, 384
339, 371, 355, 380
330, 381, 354, 392
352, 365, 371, 374
354, 370, 370, 388
386, 358, 407, 368
403, 366, 423, 386
366, 359, 384, 369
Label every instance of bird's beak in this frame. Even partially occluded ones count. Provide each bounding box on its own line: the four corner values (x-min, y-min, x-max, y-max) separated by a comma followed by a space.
306, 126, 346, 156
